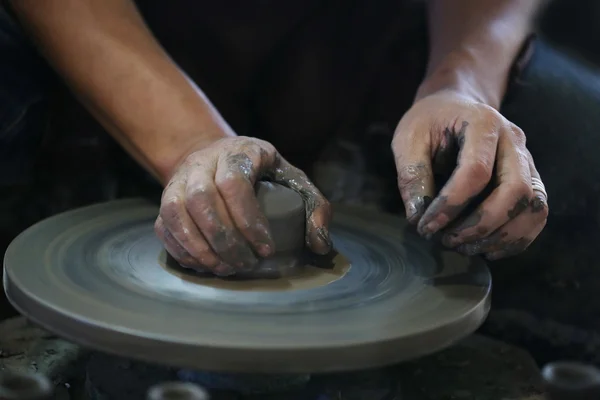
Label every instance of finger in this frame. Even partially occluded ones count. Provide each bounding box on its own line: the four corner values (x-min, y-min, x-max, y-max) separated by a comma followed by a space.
456, 188, 548, 257
184, 167, 259, 271
215, 145, 276, 258
484, 220, 545, 260
442, 125, 532, 247
392, 125, 435, 224
155, 217, 235, 276
159, 180, 224, 272
154, 216, 196, 266
527, 148, 549, 212
417, 119, 499, 236
482, 152, 549, 260
269, 155, 333, 255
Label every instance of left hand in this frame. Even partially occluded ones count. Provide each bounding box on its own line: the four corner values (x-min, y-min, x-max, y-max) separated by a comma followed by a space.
391, 90, 549, 260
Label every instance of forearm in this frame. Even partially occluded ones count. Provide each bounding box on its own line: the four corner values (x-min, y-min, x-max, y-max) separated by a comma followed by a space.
10, 0, 233, 183
416, 0, 546, 109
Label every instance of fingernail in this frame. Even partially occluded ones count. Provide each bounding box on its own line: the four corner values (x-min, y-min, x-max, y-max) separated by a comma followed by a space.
422, 221, 440, 236
257, 243, 274, 258
214, 263, 236, 276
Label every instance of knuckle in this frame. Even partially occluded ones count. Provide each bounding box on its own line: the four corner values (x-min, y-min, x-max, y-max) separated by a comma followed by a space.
476, 105, 501, 126
160, 196, 184, 218
234, 137, 279, 169
507, 180, 534, 198
396, 164, 431, 188
236, 140, 259, 155
478, 102, 497, 115
215, 173, 246, 195
255, 138, 277, 154
515, 147, 532, 167
184, 184, 215, 208
480, 106, 504, 127
234, 135, 253, 143
509, 124, 527, 144
238, 136, 276, 154
466, 158, 493, 182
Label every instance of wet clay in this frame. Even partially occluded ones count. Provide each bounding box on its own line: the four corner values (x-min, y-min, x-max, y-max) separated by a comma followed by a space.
255, 180, 305, 246
160, 250, 351, 292
241, 181, 306, 278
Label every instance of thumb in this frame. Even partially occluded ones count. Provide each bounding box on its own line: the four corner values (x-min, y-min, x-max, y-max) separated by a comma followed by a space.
392, 132, 436, 225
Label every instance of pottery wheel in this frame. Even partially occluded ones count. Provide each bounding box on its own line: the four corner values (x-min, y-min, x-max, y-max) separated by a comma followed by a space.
3, 198, 491, 373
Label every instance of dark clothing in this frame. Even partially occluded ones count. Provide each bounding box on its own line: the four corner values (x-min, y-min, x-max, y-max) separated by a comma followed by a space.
134, 0, 429, 169
0, 0, 428, 179
2, 2, 600, 360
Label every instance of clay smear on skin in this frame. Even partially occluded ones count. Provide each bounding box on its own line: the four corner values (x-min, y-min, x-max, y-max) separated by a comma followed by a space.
158, 251, 351, 292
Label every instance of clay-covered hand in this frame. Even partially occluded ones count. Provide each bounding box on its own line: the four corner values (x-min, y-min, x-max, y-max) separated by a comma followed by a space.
391, 90, 549, 260
154, 136, 332, 275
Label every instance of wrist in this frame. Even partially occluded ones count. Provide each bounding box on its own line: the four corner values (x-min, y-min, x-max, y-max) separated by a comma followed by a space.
415, 48, 505, 109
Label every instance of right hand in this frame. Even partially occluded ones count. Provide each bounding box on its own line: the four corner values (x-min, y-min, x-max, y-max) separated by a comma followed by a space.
154, 136, 332, 276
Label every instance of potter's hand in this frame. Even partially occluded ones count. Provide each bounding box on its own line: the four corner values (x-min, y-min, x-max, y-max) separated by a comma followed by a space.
154, 136, 332, 275
392, 90, 548, 260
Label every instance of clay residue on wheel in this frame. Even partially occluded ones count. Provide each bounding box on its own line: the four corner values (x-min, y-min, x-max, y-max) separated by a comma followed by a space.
159, 251, 351, 292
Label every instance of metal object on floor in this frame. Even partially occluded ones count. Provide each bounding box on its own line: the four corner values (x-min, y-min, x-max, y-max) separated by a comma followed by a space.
0, 370, 53, 400
3, 198, 491, 373
542, 361, 600, 400
146, 382, 209, 400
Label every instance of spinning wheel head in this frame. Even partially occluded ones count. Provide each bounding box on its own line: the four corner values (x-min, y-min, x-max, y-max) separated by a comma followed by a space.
3, 199, 491, 373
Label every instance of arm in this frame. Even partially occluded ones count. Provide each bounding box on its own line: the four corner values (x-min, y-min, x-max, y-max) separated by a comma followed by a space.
393, 0, 550, 259
9, 0, 234, 184
416, 0, 546, 109
10, 0, 333, 272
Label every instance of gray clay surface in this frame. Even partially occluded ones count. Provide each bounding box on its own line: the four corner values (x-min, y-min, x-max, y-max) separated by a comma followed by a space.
246, 181, 306, 278
255, 181, 305, 254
